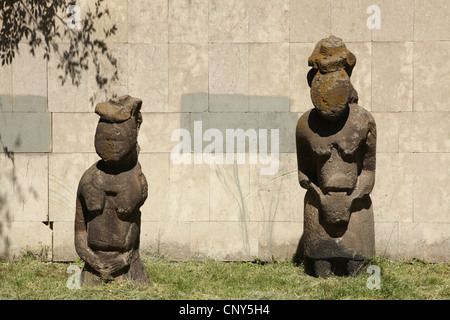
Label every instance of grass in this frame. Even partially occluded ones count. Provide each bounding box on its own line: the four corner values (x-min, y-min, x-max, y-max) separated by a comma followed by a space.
0, 252, 448, 300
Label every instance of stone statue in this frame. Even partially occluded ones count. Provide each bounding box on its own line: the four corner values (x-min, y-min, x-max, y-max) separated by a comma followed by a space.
296, 36, 376, 277
75, 95, 150, 285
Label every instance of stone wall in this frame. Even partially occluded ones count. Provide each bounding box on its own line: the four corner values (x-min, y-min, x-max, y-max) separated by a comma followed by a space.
0, 0, 449, 262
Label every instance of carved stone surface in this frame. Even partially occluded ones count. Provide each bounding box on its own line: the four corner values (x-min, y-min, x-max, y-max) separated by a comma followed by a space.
75, 95, 150, 285
296, 36, 376, 277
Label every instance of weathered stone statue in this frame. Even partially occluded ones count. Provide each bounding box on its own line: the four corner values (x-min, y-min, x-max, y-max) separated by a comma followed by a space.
296, 36, 376, 277
75, 95, 150, 285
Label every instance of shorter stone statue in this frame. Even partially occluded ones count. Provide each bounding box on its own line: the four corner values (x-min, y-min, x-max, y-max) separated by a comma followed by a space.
74, 95, 150, 285
296, 36, 376, 277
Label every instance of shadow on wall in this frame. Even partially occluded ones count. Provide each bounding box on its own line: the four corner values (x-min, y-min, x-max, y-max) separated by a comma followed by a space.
175, 93, 305, 261
178, 93, 297, 154
0, 95, 52, 153
0, 156, 12, 259
0, 94, 51, 259
0, 151, 17, 259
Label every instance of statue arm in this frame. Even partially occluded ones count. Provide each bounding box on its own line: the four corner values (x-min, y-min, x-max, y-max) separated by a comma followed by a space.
351, 123, 376, 201
296, 129, 317, 186
297, 148, 313, 189
74, 194, 102, 270
296, 136, 324, 202
296, 114, 320, 192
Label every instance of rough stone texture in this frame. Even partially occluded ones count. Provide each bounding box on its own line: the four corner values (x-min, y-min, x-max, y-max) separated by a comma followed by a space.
209, 44, 249, 112
209, 0, 249, 42
0, 222, 52, 260
47, 43, 90, 113
414, 0, 450, 41
248, 153, 297, 222
413, 41, 450, 112
1, 1, 449, 263
0, 64, 13, 112
128, 44, 168, 112
169, 162, 210, 222
296, 36, 376, 277
138, 112, 190, 153
330, 0, 372, 42
168, 44, 208, 112
53, 221, 77, 261
52, 113, 98, 153
371, 113, 399, 153
399, 112, 450, 153
290, 43, 317, 113
372, 42, 413, 112
249, 43, 290, 112
49, 153, 99, 222
347, 42, 371, 111
290, 0, 330, 43
128, 0, 168, 44
48, 42, 128, 113
371, 0, 414, 41
12, 154, 49, 222
75, 0, 128, 43
372, 153, 413, 223
139, 153, 170, 222
75, 95, 150, 285
190, 221, 259, 260
249, 0, 289, 43
168, 0, 208, 44
209, 163, 251, 222
259, 221, 303, 261
413, 153, 450, 223
12, 44, 47, 112
140, 221, 192, 259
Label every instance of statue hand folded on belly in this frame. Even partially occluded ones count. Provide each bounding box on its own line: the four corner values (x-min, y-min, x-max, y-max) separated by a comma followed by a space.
320, 192, 352, 236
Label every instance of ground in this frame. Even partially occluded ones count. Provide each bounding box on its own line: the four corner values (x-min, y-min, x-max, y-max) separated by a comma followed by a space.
0, 251, 448, 300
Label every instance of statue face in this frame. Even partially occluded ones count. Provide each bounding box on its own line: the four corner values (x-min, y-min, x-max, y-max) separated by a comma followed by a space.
95, 118, 137, 163
310, 69, 351, 122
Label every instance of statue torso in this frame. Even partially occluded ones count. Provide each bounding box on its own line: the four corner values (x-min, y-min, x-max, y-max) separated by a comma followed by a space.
78, 162, 148, 251
297, 103, 374, 193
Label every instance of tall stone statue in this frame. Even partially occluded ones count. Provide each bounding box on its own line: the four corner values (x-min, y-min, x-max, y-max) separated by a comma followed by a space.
75, 95, 150, 285
296, 36, 376, 277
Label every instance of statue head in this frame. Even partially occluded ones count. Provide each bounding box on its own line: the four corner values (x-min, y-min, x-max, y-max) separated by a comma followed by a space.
94, 95, 143, 165
308, 36, 358, 122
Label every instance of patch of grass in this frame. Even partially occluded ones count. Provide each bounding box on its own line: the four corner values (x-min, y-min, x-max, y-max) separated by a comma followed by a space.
0, 254, 448, 300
